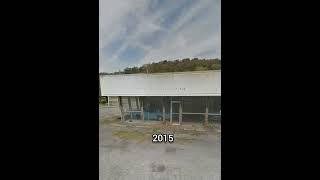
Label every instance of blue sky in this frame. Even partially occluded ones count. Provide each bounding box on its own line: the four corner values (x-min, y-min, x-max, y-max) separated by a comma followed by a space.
99, 0, 221, 72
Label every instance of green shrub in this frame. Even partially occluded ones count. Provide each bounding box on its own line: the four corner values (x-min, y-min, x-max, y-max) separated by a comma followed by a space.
99, 97, 107, 104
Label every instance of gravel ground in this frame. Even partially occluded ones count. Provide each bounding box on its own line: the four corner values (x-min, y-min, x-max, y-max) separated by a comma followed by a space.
99, 106, 221, 180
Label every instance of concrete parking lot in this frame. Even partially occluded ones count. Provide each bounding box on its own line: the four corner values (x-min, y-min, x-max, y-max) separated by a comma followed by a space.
99, 105, 221, 180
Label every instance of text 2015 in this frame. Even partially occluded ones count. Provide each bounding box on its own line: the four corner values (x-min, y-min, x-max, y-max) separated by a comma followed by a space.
152, 134, 174, 143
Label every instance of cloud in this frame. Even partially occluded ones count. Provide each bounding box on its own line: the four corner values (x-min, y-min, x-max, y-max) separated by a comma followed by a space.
99, 0, 221, 72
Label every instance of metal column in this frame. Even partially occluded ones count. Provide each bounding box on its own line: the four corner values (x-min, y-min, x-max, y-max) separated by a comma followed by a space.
140, 97, 144, 121
118, 96, 124, 121
162, 97, 165, 122
128, 97, 133, 120
170, 97, 172, 123
205, 97, 209, 125
179, 101, 182, 124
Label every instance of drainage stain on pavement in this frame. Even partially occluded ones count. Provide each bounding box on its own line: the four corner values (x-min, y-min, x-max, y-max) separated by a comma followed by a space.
150, 162, 166, 172
165, 147, 177, 153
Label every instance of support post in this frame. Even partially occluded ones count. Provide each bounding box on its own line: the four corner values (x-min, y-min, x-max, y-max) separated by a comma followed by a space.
136, 97, 139, 109
170, 97, 172, 123
162, 97, 165, 122
140, 97, 144, 121
179, 102, 182, 124
118, 96, 124, 121
205, 97, 209, 125
128, 97, 132, 110
128, 97, 133, 120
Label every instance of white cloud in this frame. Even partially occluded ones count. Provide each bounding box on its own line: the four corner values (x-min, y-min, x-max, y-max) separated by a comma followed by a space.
99, 0, 221, 72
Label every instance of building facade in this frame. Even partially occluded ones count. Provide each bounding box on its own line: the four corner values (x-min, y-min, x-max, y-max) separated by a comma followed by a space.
99, 70, 221, 125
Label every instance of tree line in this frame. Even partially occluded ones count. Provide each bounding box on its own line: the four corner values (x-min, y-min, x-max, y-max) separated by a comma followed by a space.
100, 58, 221, 75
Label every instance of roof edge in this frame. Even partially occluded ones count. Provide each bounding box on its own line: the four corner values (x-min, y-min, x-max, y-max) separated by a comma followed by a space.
99, 70, 221, 77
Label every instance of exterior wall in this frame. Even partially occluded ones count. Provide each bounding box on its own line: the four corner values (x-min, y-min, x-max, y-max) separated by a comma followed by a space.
107, 96, 119, 107
119, 96, 221, 124
100, 71, 221, 96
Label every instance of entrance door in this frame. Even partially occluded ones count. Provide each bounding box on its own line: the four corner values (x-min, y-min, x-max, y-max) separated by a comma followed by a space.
170, 101, 181, 124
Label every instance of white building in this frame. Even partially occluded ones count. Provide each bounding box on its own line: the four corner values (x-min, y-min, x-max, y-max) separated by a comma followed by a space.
99, 70, 221, 125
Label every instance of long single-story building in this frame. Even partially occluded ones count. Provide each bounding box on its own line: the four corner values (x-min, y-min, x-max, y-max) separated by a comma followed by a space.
99, 70, 221, 125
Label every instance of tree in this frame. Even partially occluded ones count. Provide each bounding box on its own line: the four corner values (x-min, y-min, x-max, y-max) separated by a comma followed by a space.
211, 63, 221, 70
109, 58, 221, 74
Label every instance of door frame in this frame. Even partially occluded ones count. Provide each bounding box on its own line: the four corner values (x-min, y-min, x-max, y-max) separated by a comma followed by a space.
170, 100, 181, 124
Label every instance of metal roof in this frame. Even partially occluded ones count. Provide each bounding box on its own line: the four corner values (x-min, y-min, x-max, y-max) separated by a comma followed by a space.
100, 70, 221, 96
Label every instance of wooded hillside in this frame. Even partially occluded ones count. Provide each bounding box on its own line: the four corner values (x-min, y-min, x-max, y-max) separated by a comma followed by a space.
100, 58, 221, 75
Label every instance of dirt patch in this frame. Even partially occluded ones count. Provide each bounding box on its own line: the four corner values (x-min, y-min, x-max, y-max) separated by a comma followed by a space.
173, 133, 198, 144
188, 130, 206, 136
150, 162, 166, 172
175, 137, 196, 144
102, 116, 121, 124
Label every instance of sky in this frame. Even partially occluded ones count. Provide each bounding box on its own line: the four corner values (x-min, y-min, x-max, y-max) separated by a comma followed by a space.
99, 0, 221, 73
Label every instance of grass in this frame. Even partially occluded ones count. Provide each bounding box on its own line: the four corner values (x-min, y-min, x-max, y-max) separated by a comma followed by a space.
110, 122, 209, 144
99, 97, 107, 104
204, 123, 217, 129
149, 123, 206, 135
101, 117, 121, 124
112, 129, 197, 144
150, 125, 204, 144
151, 128, 162, 134
113, 130, 150, 142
